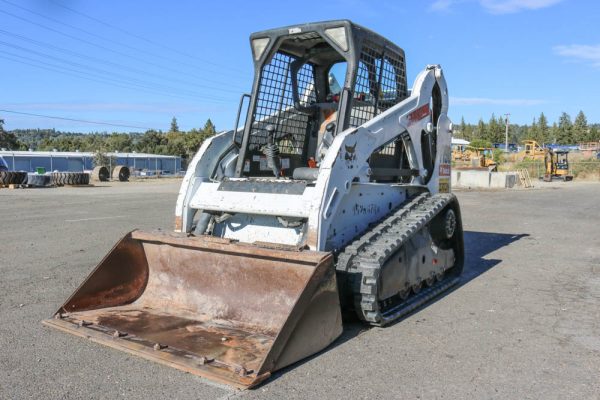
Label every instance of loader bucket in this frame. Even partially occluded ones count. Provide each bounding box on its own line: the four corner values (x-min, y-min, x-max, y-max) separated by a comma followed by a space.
43, 231, 342, 388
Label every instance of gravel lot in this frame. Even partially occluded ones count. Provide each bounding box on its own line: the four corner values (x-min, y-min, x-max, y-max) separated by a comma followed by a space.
0, 180, 598, 399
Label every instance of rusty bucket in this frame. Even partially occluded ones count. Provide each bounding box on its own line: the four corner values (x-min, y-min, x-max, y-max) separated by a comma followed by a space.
43, 231, 342, 388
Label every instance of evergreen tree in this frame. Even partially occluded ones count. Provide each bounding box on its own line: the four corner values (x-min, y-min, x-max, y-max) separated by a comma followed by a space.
203, 119, 216, 135
464, 123, 474, 141
170, 117, 179, 133
557, 112, 573, 144
528, 117, 540, 142
572, 110, 588, 143
457, 116, 467, 139
538, 112, 549, 144
589, 126, 599, 142
459, 117, 474, 141
455, 117, 473, 141
0, 118, 22, 150
487, 113, 503, 143
549, 122, 559, 144
476, 118, 486, 139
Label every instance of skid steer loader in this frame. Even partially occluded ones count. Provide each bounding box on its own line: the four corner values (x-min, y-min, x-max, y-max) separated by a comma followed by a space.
44, 20, 464, 389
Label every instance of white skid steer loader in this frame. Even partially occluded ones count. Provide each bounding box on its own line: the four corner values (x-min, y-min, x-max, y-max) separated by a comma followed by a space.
44, 20, 464, 389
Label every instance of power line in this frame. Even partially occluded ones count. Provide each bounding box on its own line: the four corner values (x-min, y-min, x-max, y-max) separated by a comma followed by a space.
48, 0, 247, 74
0, 40, 237, 101
1, 0, 245, 76
0, 53, 231, 104
0, 7, 246, 85
0, 109, 155, 130
0, 29, 246, 93
0, 48, 232, 103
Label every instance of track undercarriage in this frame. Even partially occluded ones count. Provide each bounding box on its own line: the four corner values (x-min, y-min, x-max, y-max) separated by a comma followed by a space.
337, 193, 464, 325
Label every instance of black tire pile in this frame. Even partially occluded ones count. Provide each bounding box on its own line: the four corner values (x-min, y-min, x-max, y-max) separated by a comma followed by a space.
26, 173, 51, 187
51, 172, 90, 186
0, 171, 28, 186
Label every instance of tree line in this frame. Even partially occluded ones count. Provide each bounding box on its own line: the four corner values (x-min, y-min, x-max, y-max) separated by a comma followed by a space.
456, 111, 600, 145
3, 112, 599, 159
0, 117, 217, 162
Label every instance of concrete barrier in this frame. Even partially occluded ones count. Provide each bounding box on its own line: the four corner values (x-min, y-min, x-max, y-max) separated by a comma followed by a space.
452, 170, 520, 189
492, 171, 518, 188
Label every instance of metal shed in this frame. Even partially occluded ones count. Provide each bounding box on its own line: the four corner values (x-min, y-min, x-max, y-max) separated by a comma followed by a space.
0, 150, 182, 174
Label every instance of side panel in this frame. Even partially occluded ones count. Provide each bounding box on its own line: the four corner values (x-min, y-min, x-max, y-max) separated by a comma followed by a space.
324, 184, 407, 250
309, 66, 452, 251
427, 67, 452, 194
175, 131, 236, 233
433, 114, 453, 194
188, 182, 316, 218
212, 214, 305, 246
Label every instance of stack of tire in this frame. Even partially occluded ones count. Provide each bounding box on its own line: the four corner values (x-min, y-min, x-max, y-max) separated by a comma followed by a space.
0, 171, 28, 186
51, 172, 90, 186
26, 173, 51, 187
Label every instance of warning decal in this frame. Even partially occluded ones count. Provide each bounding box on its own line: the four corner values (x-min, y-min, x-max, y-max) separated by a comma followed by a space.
408, 104, 430, 126
439, 177, 450, 193
439, 163, 451, 176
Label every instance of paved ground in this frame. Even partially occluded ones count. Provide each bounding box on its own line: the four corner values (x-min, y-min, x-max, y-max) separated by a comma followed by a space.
0, 180, 598, 399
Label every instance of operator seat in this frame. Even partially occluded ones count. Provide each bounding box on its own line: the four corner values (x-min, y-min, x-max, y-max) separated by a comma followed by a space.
293, 111, 337, 181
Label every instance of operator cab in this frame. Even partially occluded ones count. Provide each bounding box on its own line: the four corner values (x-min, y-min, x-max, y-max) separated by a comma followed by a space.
555, 150, 569, 170
234, 20, 411, 182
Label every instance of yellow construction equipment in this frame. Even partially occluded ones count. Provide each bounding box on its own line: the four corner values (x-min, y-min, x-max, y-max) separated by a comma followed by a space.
451, 141, 470, 162
543, 148, 573, 181
454, 146, 496, 171
452, 147, 472, 162
520, 140, 545, 161
473, 147, 497, 170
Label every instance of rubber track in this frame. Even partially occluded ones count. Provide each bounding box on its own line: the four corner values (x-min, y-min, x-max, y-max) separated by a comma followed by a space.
338, 192, 459, 326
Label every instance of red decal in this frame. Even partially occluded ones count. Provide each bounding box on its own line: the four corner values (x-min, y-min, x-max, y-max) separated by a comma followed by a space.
408, 104, 430, 125
439, 163, 451, 176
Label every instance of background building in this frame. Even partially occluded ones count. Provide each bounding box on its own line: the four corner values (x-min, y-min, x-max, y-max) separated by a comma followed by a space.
0, 150, 182, 174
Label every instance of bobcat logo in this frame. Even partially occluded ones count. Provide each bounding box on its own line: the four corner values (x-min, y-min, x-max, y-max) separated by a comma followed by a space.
344, 143, 357, 162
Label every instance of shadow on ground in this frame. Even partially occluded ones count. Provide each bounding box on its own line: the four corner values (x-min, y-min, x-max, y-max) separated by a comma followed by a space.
264, 230, 528, 387
461, 231, 529, 284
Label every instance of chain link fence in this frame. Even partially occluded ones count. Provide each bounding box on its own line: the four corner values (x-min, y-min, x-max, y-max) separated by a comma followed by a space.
513, 161, 600, 180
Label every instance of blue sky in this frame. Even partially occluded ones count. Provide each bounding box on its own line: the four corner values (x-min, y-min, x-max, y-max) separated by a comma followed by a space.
0, 0, 598, 133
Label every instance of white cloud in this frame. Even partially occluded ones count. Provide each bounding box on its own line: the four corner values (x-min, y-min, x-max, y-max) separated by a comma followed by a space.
553, 44, 600, 68
451, 97, 547, 106
430, 0, 564, 13
430, 0, 459, 12
480, 0, 564, 14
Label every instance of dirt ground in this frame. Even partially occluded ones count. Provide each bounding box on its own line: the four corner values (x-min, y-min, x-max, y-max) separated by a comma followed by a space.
0, 180, 598, 399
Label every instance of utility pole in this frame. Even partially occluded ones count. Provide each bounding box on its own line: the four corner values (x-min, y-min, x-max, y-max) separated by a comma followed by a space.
504, 113, 510, 152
